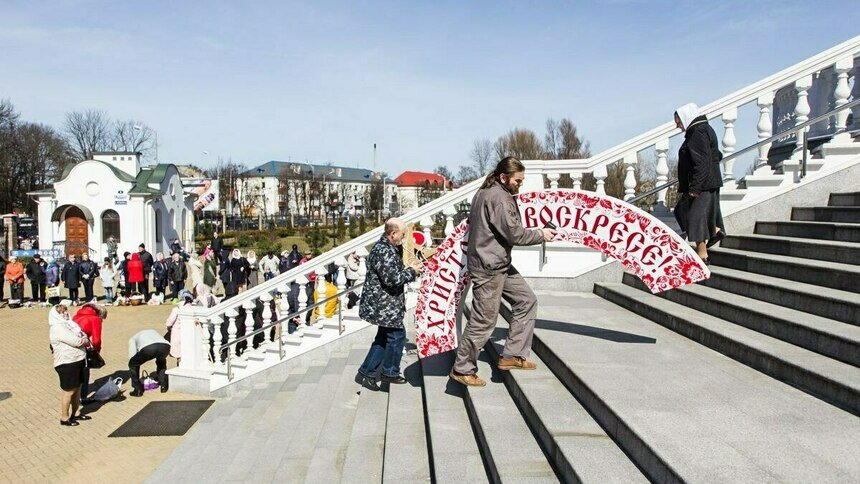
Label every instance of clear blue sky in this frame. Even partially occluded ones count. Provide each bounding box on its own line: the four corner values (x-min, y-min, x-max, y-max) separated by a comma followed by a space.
1, 0, 857, 175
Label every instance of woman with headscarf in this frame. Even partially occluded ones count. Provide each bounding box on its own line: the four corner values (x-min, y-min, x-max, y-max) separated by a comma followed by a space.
187, 252, 204, 290
49, 302, 91, 426
229, 249, 248, 293
673, 103, 724, 263
246, 250, 259, 288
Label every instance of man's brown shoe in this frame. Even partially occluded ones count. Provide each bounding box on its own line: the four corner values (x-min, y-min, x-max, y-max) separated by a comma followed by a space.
449, 372, 486, 387
498, 356, 537, 370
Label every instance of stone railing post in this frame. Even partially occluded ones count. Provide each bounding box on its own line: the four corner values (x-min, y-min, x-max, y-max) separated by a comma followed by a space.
355, 248, 368, 295
296, 275, 309, 324
832, 57, 853, 141
571, 172, 582, 191
178, 306, 205, 371
225, 307, 238, 363
755, 93, 774, 173
442, 206, 456, 236
242, 300, 256, 361
259, 291, 274, 332
420, 216, 433, 247
654, 139, 669, 207
593, 166, 607, 195
623, 153, 637, 200
721, 107, 738, 186
336, 257, 347, 293
547, 172, 561, 189
792, 75, 813, 159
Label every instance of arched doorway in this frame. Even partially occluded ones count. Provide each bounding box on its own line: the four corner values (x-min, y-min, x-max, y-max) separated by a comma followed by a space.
65, 206, 89, 256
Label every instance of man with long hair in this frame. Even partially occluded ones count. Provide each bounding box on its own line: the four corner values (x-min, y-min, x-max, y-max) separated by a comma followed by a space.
450, 157, 556, 387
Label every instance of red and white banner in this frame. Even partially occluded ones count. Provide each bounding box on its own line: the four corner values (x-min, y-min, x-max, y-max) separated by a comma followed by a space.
414, 220, 470, 358
414, 189, 709, 358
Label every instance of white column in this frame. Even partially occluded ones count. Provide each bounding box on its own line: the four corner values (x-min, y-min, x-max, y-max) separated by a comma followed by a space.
225, 307, 238, 365
622, 154, 637, 200
296, 275, 308, 323
420, 216, 433, 247
832, 57, 853, 141
571, 172, 582, 191
177, 306, 203, 371
755, 93, 774, 173
336, 257, 347, 292
851, 58, 860, 131
260, 292, 274, 343
721, 107, 738, 186
442, 206, 456, 236
547, 172, 561, 189
593, 167, 607, 195
355, 248, 368, 292
278, 282, 291, 321
654, 139, 669, 207
792, 75, 813, 159
242, 300, 256, 361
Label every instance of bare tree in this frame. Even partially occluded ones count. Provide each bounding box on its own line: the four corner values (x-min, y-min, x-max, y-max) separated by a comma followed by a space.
457, 165, 479, 185
433, 165, 454, 184
64, 109, 112, 160
209, 157, 246, 216
112, 120, 155, 159
544, 118, 591, 160
494, 128, 544, 160
469, 138, 494, 176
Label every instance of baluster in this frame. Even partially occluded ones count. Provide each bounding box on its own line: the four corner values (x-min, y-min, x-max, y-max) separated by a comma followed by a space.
755, 93, 774, 173
623, 154, 637, 200
792, 75, 813, 158
336, 257, 347, 292
260, 292, 274, 346
216, 313, 228, 366
242, 300, 256, 360
593, 167, 607, 195
296, 275, 309, 324
721, 108, 738, 186
655, 139, 669, 207
420, 216, 433, 247
833, 57, 853, 136
571, 172, 582, 191
442, 206, 456, 236
225, 307, 238, 364
851, 58, 860, 131
355, 248, 368, 293
547, 172, 561, 189
198, 316, 211, 367
314, 267, 327, 325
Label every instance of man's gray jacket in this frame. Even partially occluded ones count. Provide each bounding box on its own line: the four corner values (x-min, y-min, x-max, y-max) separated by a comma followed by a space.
467, 181, 544, 274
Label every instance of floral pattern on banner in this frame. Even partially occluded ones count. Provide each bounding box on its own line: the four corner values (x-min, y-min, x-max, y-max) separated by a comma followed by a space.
516, 190, 709, 293
414, 219, 470, 359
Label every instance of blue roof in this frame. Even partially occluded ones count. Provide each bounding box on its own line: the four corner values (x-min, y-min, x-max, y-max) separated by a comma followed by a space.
242, 161, 392, 183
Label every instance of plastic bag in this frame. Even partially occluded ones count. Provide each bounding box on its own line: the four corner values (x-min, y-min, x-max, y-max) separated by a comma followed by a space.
140, 370, 160, 390
92, 377, 123, 401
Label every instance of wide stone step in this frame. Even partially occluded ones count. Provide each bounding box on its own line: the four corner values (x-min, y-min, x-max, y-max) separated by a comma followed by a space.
484, 325, 647, 483
623, 273, 860, 367
461, 343, 558, 482
708, 246, 860, 293
792, 206, 860, 223
303, 348, 367, 483
702, 266, 859, 326
595, 282, 860, 416
720, 233, 860, 265
829, 191, 860, 207
382, 351, 431, 483
341, 366, 390, 484
528, 291, 860, 482
754, 220, 860, 242
419, 351, 488, 483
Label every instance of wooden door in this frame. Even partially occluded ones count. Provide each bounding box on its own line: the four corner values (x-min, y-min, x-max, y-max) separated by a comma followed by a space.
64, 207, 89, 256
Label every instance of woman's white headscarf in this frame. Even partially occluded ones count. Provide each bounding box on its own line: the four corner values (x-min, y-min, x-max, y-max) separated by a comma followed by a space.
231, 249, 242, 260
674, 103, 700, 130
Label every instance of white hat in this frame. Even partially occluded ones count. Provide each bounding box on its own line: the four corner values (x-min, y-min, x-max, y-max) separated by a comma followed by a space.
58, 299, 73, 307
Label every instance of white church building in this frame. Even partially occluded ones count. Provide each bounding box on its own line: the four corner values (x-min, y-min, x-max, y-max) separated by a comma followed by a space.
29, 152, 196, 260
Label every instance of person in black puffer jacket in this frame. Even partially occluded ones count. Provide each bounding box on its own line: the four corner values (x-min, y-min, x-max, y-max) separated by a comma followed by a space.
674, 103, 723, 263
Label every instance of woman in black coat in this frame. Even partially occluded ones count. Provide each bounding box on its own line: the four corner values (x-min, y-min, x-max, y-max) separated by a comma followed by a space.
61, 255, 82, 303
674, 103, 723, 263
228, 249, 248, 293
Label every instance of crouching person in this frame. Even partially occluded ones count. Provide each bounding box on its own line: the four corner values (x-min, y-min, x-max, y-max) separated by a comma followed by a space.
128, 329, 170, 396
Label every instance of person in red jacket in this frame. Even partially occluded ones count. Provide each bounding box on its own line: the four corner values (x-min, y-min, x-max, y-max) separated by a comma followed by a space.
73, 303, 106, 405
127, 253, 145, 294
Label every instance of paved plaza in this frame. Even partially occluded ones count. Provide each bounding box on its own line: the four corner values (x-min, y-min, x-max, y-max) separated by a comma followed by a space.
0, 302, 205, 483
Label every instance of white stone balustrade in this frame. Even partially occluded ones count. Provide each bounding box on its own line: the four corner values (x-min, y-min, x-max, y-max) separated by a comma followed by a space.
721, 107, 738, 185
